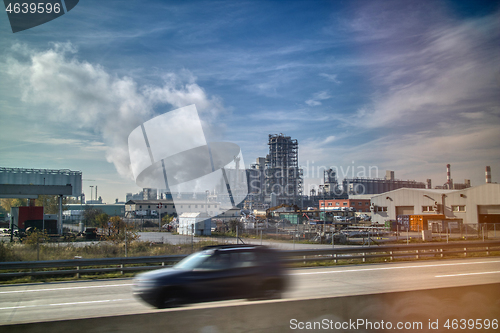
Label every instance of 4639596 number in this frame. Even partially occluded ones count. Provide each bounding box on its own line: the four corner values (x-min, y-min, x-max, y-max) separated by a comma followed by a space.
5, 2, 61, 14
444, 319, 498, 330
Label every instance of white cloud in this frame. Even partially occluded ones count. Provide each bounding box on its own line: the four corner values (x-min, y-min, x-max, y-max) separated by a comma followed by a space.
305, 91, 331, 106
351, 12, 500, 130
3, 43, 224, 180
310, 6, 500, 187
305, 99, 321, 107
319, 73, 340, 84
323, 136, 336, 144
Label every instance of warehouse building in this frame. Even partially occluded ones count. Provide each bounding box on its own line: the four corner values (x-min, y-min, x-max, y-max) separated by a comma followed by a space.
342, 170, 426, 195
370, 183, 500, 226
319, 198, 372, 212
125, 199, 221, 217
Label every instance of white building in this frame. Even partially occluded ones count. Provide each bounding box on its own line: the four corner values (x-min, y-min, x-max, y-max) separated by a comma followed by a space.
125, 199, 221, 217
178, 212, 211, 236
370, 183, 500, 225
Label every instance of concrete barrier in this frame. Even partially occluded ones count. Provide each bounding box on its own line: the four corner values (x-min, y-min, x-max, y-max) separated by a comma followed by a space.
3, 283, 499, 333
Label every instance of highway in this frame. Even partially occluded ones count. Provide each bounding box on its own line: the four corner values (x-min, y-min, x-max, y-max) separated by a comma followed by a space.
1, 257, 499, 326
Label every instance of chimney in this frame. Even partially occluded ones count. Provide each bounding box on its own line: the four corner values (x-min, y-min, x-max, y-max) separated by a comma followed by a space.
486, 166, 492, 183
446, 164, 451, 189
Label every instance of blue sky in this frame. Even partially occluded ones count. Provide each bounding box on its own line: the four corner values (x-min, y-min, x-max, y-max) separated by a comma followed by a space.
1, 0, 499, 203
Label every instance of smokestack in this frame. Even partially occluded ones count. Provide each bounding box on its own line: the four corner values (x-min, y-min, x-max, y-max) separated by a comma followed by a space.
486, 166, 492, 183
446, 164, 451, 189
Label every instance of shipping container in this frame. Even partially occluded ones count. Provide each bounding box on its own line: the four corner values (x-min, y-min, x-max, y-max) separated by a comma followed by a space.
17, 206, 43, 230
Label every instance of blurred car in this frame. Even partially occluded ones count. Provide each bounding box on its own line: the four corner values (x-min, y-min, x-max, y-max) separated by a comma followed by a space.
133, 244, 288, 308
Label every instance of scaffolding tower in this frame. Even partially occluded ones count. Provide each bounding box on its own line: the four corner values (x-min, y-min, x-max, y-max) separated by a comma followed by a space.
265, 133, 303, 206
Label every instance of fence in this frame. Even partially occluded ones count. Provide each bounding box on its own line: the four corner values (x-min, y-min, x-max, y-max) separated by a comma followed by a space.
1, 240, 499, 279
388, 223, 500, 242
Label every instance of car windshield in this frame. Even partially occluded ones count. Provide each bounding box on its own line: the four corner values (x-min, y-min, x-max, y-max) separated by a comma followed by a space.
173, 250, 214, 270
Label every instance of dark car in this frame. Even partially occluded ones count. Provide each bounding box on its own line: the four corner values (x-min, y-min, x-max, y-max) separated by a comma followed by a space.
133, 245, 288, 308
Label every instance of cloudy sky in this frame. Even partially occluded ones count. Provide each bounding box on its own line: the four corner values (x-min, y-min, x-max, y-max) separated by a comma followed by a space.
1, 0, 499, 203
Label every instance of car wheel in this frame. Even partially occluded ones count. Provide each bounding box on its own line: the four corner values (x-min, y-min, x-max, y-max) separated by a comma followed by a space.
251, 281, 282, 300
156, 288, 186, 309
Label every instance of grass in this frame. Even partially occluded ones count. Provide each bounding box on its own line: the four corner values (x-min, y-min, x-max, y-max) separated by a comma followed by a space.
0, 239, 227, 262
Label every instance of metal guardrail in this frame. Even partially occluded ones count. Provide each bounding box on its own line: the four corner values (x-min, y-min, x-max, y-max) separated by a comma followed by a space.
282, 240, 500, 264
1, 241, 499, 279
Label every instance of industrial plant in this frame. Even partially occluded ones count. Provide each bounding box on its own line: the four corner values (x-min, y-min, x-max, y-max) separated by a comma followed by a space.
1, 134, 498, 243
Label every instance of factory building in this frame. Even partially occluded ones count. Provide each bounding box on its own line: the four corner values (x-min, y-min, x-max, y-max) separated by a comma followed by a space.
246, 134, 304, 208
247, 157, 266, 203
264, 134, 303, 206
125, 199, 221, 218
319, 198, 372, 212
434, 164, 472, 190
64, 204, 126, 221
370, 183, 500, 226
342, 170, 426, 195
0, 167, 82, 197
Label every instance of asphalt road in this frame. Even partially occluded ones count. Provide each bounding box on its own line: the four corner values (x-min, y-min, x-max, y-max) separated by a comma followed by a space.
1, 257, 499, 325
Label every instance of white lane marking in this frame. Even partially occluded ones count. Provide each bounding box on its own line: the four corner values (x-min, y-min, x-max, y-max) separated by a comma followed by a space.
0, 298, 134, 310
436, 271, 500, 278
0, 284, 133, 294
291, 260, 500, 275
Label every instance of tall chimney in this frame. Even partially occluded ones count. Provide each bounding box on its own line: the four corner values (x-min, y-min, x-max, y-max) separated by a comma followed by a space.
486, 166, 492, 183
446, 164, 451, 189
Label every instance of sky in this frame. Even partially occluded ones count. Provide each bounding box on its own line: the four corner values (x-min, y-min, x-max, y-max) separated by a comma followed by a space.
0, 0, 499, 203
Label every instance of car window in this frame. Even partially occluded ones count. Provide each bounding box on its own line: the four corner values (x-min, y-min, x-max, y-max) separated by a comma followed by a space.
174, 250, 213, 270
232, 251, 257, 267
198, 252, 232, 270
257, 249, 279, 264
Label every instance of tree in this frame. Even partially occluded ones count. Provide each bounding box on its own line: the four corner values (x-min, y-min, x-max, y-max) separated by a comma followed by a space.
0, 197, 69, 215
96, 213, 110, 229
0, 198, 28, 213
104, 216, 138, 244
228, 219, 243, 233
35, 195, 68, 214
162, 214, 173, 224
82, 206, 105, 227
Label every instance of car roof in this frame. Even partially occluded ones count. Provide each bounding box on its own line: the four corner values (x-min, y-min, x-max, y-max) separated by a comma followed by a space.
201, 244, 268, 252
